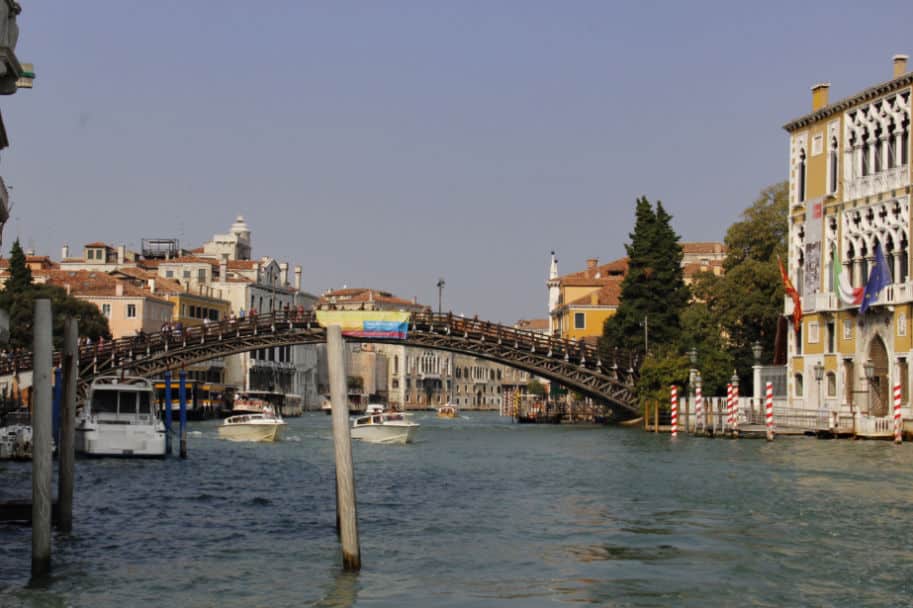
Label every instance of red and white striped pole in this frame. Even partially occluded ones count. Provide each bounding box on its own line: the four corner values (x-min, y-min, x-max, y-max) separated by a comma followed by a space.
732, 382, 740, 435
726, 383, 733, 430
670, 385, 678, 438
893, 383, 903, 445
765, 381, 774, 441
695, 385, 703, 434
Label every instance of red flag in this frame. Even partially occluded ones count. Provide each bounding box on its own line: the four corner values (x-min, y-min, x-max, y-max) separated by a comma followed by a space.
778, 255, 802, 333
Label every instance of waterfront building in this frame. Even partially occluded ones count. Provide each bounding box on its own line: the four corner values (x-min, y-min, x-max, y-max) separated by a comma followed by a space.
162, 217, 320, 406
36, 269, 173, 339
782, 54, 913, 416
547, 243, 725, 340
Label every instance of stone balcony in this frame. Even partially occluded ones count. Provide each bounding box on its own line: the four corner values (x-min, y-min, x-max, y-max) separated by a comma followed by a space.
785, 280, 913, 315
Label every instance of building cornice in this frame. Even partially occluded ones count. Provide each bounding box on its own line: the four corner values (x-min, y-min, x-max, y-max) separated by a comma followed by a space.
783, 73, 913, 133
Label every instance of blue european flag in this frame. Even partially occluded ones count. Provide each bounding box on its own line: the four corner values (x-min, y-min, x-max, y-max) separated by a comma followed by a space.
860, 242, 892, 314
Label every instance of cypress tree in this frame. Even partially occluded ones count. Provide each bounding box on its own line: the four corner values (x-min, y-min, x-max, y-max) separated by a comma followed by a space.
6, 239, 32, 292
599, 197, 689, 359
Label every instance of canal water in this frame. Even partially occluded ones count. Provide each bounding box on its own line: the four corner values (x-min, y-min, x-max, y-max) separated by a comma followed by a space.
2, 412, 913, 607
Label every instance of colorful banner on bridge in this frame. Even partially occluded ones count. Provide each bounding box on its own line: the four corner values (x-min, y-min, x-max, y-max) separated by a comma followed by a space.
315, 310, 410, 339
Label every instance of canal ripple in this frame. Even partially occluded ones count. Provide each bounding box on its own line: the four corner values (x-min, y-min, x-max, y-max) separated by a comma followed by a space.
2, 412, 913, 607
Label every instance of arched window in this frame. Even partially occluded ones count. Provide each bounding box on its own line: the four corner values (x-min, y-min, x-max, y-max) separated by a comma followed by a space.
901, 233, 909, 283
903, 115, 910, 166
826, 372, 837, 397
830, 137, 839, 193
861, 131, 870, 176
394, 356, 399, 375
798, 149, 807, 202
874, 126, 883, 173
795, 373, 804, 397
887, 122, 897, 169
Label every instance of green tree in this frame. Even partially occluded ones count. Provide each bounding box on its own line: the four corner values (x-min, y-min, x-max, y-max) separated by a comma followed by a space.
634, 347, 690, 411
600, 197, 689, 359
526, 379, 547, 397
0, 241, 110, 349
691, 181, 788, 390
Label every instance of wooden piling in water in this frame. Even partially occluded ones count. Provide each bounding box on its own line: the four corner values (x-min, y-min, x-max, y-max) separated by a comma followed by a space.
58, 318, 78, 533
164, 370, 173, 455
327, 325, 361, 571
31, 298, 53, 578
179, 369, 188, 459
653, 399, 659, 433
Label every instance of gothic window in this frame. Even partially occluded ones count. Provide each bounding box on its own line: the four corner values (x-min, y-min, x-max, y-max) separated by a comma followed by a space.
798, 149, 807, 202
887, 121, 897, 169
829, 137, 839, 193
901, 233, 909, 283
874, 127, 883, 173
861, 131, 870, 176
795, 373, 804, 397
903, 115, 910, 166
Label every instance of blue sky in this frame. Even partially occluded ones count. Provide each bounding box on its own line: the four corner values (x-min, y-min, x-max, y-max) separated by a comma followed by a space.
4, 1, 913, 322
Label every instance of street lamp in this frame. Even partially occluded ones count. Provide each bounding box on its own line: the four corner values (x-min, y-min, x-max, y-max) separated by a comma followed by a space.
814, 361, 824, 408
752, 341, 763, 364
436, 278, 445, 314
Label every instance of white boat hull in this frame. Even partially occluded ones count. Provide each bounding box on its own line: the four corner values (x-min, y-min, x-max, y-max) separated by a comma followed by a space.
75, 423, 166, 457
218, 421, 285, 442
351, 423, 417, 444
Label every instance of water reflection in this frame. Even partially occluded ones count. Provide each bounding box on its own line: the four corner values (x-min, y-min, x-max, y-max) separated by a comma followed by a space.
311, 570, 358, 608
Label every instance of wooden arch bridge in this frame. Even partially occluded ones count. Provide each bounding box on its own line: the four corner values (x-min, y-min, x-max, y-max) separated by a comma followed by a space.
1, 311, 640, 417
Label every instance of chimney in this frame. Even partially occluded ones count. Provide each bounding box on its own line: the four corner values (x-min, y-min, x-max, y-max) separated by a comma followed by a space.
279, 262, 289, 286
294, 265, 302, 291
219, 254, 228, 285
116, 245, 125, 265
65, 283, 71, 296
586, 258, 598, 270
412, 296, 418, 305
894, 54, 909, 78
148, 278, 156, 294
811, 83, 830, 111
61, 244, 69, 259
115, 283, 124, 297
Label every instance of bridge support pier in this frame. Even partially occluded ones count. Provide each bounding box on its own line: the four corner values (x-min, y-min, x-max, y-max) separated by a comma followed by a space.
327, 325, 361, 571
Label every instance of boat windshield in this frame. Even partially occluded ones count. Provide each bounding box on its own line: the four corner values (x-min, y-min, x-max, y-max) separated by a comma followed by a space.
138, 392, 152, 414
92, 391, 119, 414
91, 389, 152, 415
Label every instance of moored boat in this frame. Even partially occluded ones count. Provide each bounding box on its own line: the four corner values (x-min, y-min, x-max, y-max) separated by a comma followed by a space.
437, 403, 459, 419
76, 376, 166, 458
350, 411, 419, 444
218, 406, 286, 442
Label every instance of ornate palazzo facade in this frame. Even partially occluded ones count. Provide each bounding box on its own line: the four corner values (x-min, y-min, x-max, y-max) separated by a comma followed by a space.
784, 55, 913, 417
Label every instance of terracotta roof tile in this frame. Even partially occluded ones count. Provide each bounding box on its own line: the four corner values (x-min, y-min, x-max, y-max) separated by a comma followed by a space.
682, 242, 727, 255
84, 242, 109, 248
515, 318, 549, 330
565, 281, 622, 307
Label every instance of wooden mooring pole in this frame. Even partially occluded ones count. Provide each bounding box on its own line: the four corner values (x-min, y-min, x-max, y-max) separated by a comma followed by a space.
58, 318, 78, 533
179, 369, 188, 459
31, 298, 53, 578
327, 325, 361, 570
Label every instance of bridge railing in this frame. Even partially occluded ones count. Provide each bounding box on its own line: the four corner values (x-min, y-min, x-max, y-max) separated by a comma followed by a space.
0, 308, 638, 388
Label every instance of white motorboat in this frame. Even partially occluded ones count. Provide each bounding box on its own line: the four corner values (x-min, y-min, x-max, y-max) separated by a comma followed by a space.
0, 410, 33, 460
437, 403, 459, 419
231, 393, 270, 415
218, 406, 286, 442
350, 412, 419, 444
76, 376, 166, 458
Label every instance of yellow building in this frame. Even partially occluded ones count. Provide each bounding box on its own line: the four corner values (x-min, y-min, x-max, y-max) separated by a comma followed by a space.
782, 54, 912, 418
547, 244, 725, 341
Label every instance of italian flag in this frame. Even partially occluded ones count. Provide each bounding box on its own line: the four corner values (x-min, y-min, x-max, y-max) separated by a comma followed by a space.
833, 245, 863, 305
